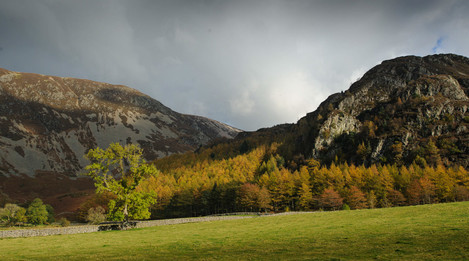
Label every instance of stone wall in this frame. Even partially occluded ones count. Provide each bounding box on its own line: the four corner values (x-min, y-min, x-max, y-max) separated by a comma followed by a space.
0, 225, 99, 238
0, 215, 258, 238
0, 213, 316, 238
135, 215, 256, 228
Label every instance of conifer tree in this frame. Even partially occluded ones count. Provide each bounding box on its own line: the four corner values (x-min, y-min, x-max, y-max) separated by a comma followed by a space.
347, 186, 368, 209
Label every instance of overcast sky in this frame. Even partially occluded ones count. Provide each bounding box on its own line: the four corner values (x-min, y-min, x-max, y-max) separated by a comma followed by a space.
1, 0, 468, 131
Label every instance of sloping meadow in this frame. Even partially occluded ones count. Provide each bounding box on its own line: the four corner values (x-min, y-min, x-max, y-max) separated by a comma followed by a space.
1, 201, 468, 260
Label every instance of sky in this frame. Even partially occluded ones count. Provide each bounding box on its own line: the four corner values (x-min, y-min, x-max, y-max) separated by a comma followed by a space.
1, 0, 468, 131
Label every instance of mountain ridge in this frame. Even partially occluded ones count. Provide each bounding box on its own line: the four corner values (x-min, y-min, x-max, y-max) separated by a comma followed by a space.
299, 54, 468, 167
0, 68, 241, 178
232, 53, 469, 168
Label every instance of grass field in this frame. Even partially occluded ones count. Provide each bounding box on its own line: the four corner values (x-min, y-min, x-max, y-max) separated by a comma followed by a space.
1, 202, 468, 260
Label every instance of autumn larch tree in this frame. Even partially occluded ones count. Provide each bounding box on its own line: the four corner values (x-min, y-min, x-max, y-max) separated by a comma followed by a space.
318, 188, 343, 210
346, 186, 368, 209
237, 183, 271, 212
298, 183, 314, 210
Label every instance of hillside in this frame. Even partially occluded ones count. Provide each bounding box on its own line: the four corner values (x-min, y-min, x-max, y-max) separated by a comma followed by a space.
0, 69, 240, 210
0, 68, 240, 177
227, 54, 469, 168
288, 54, 469, 167
148, 54, 469, 218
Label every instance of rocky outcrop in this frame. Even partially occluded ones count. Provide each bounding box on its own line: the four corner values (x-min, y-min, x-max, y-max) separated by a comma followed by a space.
0, 68, 241, 177
289, 54, 469, 167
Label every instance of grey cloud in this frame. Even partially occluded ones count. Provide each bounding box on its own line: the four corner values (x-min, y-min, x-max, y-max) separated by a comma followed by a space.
1, 0, 469, 130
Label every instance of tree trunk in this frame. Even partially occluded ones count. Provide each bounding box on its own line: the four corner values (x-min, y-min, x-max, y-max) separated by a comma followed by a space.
123, 203, 128, 221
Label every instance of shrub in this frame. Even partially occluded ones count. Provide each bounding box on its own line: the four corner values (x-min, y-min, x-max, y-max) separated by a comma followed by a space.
342, 204, 350, 210
75, 192, 114, 222
87, 206, 106, 224
58, 217, 71, 227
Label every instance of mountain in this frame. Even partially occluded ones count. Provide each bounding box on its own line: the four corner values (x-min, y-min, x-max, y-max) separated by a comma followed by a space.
227, 54, 469, 169
0, 68, 240, 209
146, 54, 469, 218
261, 53, 468, 168
0, 68, 240, 177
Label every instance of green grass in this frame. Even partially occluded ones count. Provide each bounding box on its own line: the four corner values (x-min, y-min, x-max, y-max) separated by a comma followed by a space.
1, 202, 468, 260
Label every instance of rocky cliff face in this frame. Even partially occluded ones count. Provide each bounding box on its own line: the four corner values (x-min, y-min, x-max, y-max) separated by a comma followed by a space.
0, 68, 240, 177
290, 54, 469, 167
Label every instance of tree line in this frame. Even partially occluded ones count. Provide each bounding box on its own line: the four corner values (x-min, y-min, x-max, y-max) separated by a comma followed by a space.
78, 142, 469, 220
5, 142, 467, 224
0, 198, 70, 227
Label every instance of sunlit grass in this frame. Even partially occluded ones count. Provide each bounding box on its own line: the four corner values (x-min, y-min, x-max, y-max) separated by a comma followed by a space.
1, 202, 468, 260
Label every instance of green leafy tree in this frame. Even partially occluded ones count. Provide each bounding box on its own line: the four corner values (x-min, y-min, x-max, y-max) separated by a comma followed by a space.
84, 143, 159, 221
26, 198, 49, 225
0, 203, 27, 226
15, 207, 27, 224
0, 203, 18, 224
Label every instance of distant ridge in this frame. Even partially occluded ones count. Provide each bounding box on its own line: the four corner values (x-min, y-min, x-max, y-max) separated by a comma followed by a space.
0, 68, 240, 177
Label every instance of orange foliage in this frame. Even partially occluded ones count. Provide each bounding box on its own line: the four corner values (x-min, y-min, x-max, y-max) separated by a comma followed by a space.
137, 142, 469, 218
346, 186, 368, 209
318, 188, 343, 210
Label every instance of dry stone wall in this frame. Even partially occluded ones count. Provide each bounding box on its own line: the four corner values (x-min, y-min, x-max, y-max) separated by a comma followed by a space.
0, 225, 99, 238
0, 213, 317, 238
0, 215, 258, 238
135, 215, 256, 228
